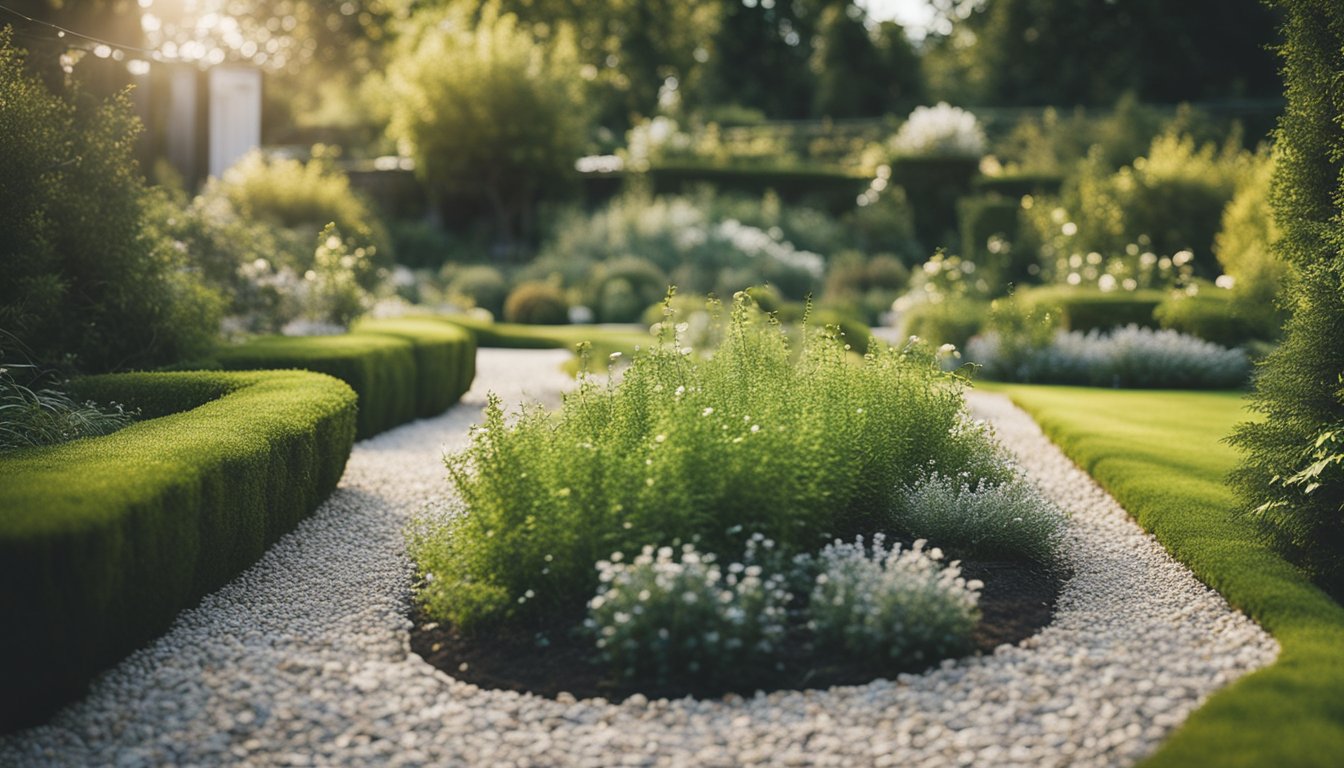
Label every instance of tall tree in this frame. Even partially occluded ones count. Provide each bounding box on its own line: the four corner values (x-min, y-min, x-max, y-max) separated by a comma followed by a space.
701, 0, 820, 120
1230, 0, 1344, 594
938, 0, 1282, 106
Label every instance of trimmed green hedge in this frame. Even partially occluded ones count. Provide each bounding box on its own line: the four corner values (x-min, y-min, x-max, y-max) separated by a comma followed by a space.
1155, 290, 1282, 347
971, 172, 1064, 198
1020, 286, 1165, 332
213, 326, 476, 439
578, 164, 870, 215
888, 156, 981, 251
0, 370, 357, 730
353, 318, 477, 418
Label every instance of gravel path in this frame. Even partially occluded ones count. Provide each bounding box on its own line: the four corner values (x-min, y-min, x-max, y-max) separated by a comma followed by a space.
0, 351, 1277, 767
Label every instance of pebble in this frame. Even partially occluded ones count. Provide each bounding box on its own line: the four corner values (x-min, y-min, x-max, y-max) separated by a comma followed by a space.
0, 352, 1277, 767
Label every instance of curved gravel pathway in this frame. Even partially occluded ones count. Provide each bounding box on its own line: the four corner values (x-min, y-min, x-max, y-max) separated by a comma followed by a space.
0, 350, 1276, 767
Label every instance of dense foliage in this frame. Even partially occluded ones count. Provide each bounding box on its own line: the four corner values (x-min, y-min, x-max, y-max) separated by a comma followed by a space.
1230, 0, 1344, 594
933, 0, 1280, 106
0, 31, 220, 373
411, 296, 1009, 632
384, 3, 589, 250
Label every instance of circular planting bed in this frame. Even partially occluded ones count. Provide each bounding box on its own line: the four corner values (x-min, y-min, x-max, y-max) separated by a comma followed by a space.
405, 300, 1078, 703
411, 557, 1063, 700
0, 348, 1277, 768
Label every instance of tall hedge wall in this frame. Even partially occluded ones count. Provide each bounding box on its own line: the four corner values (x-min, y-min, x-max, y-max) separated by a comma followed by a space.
0, 370, 358, 730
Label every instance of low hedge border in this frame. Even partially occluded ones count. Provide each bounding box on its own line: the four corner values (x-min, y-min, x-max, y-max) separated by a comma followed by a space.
0, 370, 358, 731
1020, 286, 1166, 332
212, 325, 477, 439
354, 318, 477, 418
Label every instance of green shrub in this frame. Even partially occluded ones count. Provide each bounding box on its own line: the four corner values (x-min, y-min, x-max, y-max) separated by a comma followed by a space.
0, 30, 220, 373
1231, 0, 1344, 595
823, 252, 910, 325
1155, 289, 1280, 346
213, 334, 418, 439
0, 370, 356, 729
384, 4, 588, 247
504, 282, 569, 325
352, 318, 477, 417
899, 299, 990, 351
1214, 147, 1288, 338
888, 156, 981, 251
806, 535, 980, 669
1028, 129, 1250, 281
972, 173, 1064, 198
410, 297, 1006, 630
591, 258, 669, 323
203, 149, 390, 289
446, 265, 510, 318
958, 194, 1032, 287
586, 538, 791, 688
644, 164, 869, 216
389, 219, 456, 269
1019, 286, 1164, 332
842, 184, 923, 264
896, 473, 1067, 565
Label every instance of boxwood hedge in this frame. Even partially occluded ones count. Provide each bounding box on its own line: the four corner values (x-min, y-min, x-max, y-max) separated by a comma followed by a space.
354, 318, 477, 418
0, 370, 357, 730
212, 324, 476, 439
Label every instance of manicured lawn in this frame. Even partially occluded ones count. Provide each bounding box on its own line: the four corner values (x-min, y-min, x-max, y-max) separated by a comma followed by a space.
988, 384, 1344, 767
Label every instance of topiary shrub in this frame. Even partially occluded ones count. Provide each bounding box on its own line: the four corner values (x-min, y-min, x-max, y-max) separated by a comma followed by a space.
446, 265, 510, 318
504, 282, 570, 325
591, 258, 669, 323
1230, 0, 1344, 595
899, 299, 989, 351
0, 30, 221, 373
958, 194, 1032, 288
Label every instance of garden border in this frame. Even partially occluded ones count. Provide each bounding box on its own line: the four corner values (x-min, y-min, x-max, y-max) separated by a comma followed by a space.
0, 370, 358, 730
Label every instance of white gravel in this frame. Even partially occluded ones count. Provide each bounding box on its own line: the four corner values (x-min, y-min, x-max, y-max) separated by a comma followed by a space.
0, 350, 1277, 767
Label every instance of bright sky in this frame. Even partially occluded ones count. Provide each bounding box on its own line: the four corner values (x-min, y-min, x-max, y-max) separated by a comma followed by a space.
858, 0, 937, 32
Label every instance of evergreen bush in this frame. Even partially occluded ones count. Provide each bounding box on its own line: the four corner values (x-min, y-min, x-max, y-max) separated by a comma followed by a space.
1230, 0, 1344, 592
0, 31, 220, 373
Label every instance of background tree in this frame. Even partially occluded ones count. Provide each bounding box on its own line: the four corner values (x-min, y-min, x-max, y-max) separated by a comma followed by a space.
928, 0, 1281, 107
810, 2, 889, 118
701, 0, 820, 119
384, 3, 590, 256
1230, 0, 1344, 595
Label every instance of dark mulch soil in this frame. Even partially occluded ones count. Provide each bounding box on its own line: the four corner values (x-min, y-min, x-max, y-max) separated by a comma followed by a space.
410, 558, 1064, 701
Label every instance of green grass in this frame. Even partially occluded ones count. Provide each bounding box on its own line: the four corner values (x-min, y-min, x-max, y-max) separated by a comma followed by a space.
989, 383, 1344, 767
0, 370, 357, 731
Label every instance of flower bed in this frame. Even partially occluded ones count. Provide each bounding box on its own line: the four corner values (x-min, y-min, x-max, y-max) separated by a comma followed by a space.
410, 296, 1066, 695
